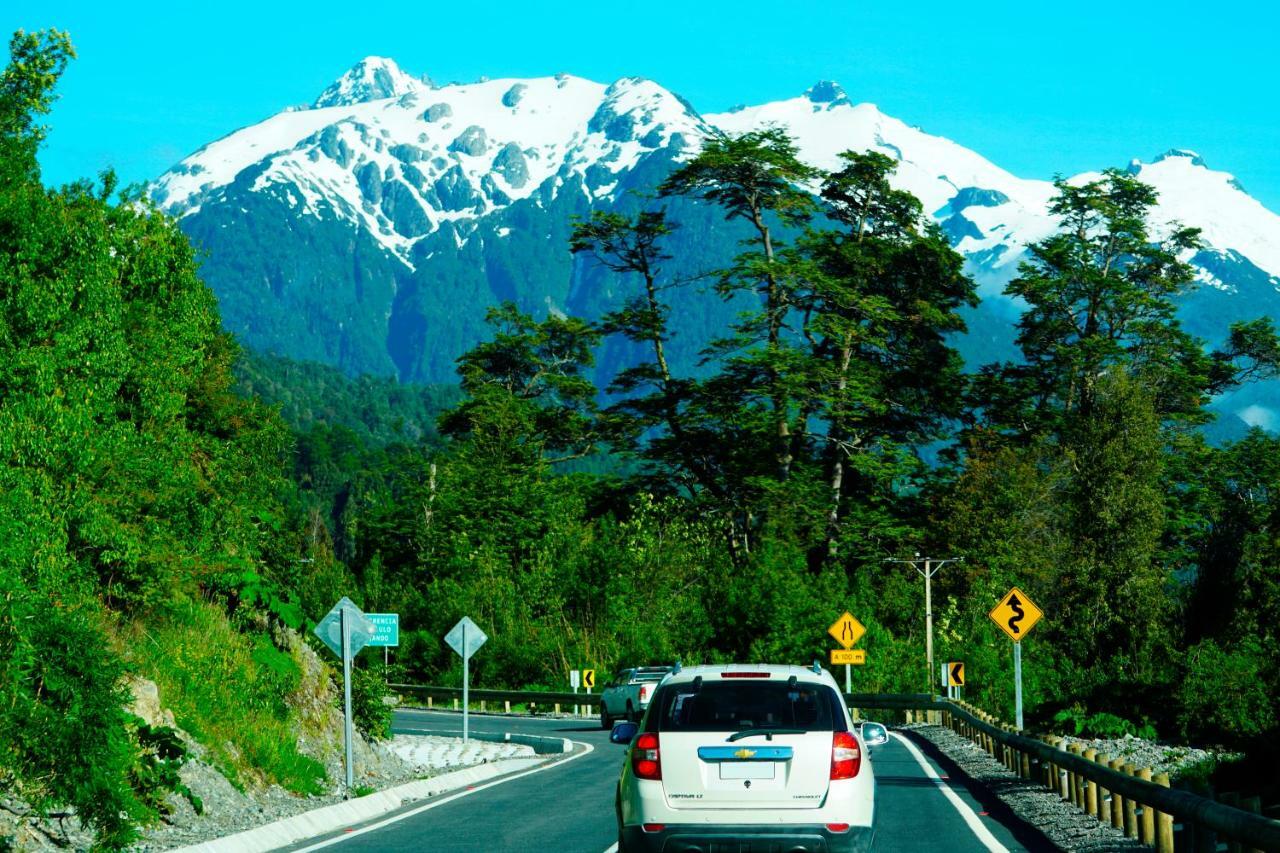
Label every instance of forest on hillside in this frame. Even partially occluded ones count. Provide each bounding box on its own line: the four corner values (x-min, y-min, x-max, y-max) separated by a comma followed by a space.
3, 29, 1280, 848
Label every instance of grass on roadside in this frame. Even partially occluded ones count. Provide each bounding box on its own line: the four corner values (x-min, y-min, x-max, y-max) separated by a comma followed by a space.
124, 597, 327, 795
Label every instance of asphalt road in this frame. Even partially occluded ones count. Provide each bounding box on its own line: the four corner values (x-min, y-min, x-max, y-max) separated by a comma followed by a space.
282, 709, 1060, 853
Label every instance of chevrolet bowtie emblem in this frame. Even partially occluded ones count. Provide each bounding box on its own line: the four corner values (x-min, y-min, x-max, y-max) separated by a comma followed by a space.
734, 749, 756, 759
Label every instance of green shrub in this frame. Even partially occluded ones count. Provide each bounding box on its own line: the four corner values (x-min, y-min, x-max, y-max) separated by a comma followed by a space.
0, 586, 149, 849
1177, 639, 1276, 744
348, 665, 392, 741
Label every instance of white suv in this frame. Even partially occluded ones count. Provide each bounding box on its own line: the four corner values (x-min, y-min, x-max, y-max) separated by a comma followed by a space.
612, 663, 875, 853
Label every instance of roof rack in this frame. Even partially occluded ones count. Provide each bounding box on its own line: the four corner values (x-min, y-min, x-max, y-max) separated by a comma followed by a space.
672, 659, 682, 675
811, 659, 822, 674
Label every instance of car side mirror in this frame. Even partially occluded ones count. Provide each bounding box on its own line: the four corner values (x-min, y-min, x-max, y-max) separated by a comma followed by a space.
610, 721, 640, 744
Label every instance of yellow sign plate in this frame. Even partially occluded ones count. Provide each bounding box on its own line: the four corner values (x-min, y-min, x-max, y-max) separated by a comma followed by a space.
582, 669, 595, 689
828, 612, 866, 649
831, 649, 866, 665
989, 587, 1043, 642
946, 661, 965, 687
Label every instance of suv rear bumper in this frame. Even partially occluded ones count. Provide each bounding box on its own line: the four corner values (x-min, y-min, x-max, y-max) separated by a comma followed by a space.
619, 822, 874, 853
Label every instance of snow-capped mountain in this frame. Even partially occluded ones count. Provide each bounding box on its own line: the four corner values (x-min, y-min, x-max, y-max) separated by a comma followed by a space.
152, 58, 1280, 432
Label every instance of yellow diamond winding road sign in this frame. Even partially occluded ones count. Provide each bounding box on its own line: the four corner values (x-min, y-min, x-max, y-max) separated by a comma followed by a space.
828, 612, 866, 649
989, 587, 1043, 642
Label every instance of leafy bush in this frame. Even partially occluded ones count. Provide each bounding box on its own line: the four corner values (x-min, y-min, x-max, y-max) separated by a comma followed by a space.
0, 586, 149, 848
1052, 707, 1157, 740
129, 717, 202, 816
348, 664, 392, 741
1177, 639, 1276, 744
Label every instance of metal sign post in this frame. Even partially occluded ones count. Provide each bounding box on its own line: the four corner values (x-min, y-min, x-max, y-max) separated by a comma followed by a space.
1014, 641, 1023, 730
462, 621, 470, 742
314, 597, 375, 792
341, 607, 354, 789
444, 616, 487, 744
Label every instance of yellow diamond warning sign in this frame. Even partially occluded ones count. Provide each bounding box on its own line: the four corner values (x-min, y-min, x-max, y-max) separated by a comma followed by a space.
828, 612, 866, 649
831, 649, 866, 665
989, 587, 1043, 642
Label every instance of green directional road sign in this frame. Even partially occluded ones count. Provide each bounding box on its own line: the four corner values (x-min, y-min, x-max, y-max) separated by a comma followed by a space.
366, 613, 399, 647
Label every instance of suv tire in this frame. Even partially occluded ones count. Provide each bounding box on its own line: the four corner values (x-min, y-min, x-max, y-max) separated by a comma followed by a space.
600, 703, 612, 729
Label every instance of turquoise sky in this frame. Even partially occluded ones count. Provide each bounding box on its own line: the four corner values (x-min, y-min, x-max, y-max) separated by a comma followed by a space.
8, 1, 1280, 210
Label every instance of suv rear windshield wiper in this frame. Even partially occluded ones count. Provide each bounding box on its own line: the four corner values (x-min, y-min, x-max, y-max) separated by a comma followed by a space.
726, 727, 807, 742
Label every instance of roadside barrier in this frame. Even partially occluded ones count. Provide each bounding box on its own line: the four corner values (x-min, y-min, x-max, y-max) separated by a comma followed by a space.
938, 699, 1280, 853
391, 683, 1280, 851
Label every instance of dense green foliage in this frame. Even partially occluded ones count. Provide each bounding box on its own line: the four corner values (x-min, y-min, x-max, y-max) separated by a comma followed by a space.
0, 32, 330, 846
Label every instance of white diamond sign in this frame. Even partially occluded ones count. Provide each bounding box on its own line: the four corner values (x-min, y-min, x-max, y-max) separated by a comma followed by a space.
444, 616, 487, 659
314, 597, 376, 659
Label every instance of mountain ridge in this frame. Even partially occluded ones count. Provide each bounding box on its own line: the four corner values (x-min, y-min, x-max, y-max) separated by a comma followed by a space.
151, 56, 1280, 433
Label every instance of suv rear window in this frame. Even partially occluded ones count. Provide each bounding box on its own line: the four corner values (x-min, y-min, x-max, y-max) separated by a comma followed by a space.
649, 681, 845, 733
631, 668, 670, 682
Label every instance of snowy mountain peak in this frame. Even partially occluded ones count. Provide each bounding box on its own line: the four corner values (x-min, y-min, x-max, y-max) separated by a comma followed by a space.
1152, 148, 1208, 168
805, 80, 849, 105
313, 56, 427, 109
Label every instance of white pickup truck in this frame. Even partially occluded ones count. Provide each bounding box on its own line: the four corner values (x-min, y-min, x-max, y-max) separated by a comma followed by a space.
599, 666, 672, 727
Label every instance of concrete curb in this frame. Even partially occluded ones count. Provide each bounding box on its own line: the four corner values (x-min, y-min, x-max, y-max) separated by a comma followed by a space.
402, 728, 571, 755
169, 754, 549, 853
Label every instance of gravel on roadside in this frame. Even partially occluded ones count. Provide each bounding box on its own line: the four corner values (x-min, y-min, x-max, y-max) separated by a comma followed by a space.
901, 723, 1147, 853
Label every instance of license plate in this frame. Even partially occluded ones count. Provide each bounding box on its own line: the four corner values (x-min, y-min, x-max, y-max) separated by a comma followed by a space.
719, 761, 776, 780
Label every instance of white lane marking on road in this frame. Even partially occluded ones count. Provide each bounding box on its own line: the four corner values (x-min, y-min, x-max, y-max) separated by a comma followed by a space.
290, 740, 595, 852
891, 732, 1011, 853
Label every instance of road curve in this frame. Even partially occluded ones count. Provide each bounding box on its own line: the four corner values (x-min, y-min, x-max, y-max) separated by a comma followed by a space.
279, 709, 1059, 852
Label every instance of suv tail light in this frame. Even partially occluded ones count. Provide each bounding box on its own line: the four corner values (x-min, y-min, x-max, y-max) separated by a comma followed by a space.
830, 731, 861, 779
720, 671, 771, 678
639, 684, 650, 702
633, 732, 662, 780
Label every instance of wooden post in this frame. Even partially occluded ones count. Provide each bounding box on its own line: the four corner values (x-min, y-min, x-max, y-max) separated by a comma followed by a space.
1019, 749, 1030, 781
1242, 796, 1262, 853
452, 697, 459, 710
1057, 739, 1070, 801
1138, 767, 1156, 844
1154, 772, 1174, 853
554, 703, 561, 714
1097, 753, 1112, 825
1067, 744, 1084, 808
427, 695, 433, 709
1123, 763, 1138, 838
1083, 748, 1099, 818
1219, 792, 1240, 853
480, 700, 486, 712
1109, 759, 1126, 830
504, 699, 511, 714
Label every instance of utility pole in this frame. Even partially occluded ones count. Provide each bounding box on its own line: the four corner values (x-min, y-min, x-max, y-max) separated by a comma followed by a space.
884, 554, 963, 694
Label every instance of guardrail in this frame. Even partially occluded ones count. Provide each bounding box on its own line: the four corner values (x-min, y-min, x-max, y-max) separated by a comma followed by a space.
392, 683, 1280, 851
937, 700, 1280, 853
